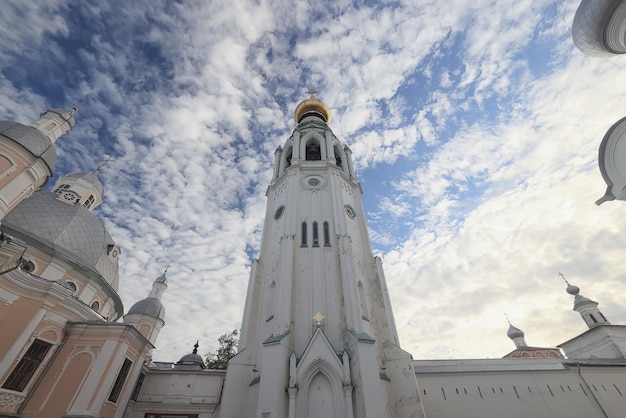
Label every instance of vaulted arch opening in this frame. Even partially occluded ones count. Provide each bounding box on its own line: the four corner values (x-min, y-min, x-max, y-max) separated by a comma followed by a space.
305, 139, 321, 161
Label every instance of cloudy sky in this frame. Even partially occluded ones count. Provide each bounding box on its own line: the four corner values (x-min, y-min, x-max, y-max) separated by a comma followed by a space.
2, 0, 626, 361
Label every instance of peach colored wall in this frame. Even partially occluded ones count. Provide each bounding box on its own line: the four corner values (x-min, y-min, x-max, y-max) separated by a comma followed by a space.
0, 296, 42, 361
22, 347, 94, 418
0, 143, 28, 189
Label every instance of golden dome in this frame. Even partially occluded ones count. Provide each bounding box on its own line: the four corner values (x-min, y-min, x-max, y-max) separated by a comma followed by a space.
294, 98, 331, 125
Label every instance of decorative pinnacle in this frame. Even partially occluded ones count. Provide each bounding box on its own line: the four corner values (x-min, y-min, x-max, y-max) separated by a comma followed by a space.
164, 263, 171, 274
313, 312, 325, 327
193, 340, 199, 354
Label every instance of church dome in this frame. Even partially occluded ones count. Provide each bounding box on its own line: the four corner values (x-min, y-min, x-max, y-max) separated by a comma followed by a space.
294, 98, 332, 125
0, 120, 56, 169
506, 323, 525, 340
1, 189, 119, 288
127, 297, 165, 320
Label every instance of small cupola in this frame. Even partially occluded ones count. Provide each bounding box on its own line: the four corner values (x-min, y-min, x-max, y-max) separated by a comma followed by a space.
560, 273, 610, 329
52, 171, 104, 211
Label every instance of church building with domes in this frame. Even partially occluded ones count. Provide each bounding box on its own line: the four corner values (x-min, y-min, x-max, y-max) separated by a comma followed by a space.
1, 97, 626, 418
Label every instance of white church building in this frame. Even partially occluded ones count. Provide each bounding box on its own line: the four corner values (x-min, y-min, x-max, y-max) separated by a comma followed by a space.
1, 91, 626, 418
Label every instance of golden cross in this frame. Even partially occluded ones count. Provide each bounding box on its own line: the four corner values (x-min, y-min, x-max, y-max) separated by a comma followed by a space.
306, 89, 318, 99
313, 312, 325, 326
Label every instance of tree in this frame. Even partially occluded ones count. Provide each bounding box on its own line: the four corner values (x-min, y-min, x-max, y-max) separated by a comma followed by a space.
204, 330, 238, 369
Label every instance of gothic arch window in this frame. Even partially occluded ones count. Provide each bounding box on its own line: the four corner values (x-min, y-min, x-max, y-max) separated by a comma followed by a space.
301, 221, 308, 247
358, 281, 369, 321
323, 221, 331, 247
312, 222, 319, 247
305, 139, 321, 161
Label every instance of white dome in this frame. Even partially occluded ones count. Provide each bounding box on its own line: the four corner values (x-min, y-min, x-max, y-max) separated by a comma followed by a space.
2, 190, 119, 288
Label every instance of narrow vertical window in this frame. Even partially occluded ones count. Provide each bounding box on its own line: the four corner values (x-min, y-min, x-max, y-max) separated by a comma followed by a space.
2, 339, 52, 391
323, 221, 331, 247
590, 314, 598, 324
108, 358, 132, 403
131, 373, 145, 401
334, 146, 343, 167
358, 282, 369, 321
312, 222, 319, 247
301, 222, 308, 247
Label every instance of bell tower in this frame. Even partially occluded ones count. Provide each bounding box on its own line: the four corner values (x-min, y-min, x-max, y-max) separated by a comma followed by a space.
219, 95, 424, 418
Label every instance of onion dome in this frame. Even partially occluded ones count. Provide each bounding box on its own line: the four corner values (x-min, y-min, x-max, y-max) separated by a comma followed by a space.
572, 0, 626, 57
127, 273, 167, 320
566, 282, 580, 295
506, 323, 525, 340
294, 98, 331, 125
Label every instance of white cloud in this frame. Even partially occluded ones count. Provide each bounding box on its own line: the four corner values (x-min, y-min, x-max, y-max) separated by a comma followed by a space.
1, 0, 626, 364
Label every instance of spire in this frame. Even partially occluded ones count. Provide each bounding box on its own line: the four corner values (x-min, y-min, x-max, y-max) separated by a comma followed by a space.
28, 105, 79, 144
559, 272, 610, 329
126, 270, 168, 321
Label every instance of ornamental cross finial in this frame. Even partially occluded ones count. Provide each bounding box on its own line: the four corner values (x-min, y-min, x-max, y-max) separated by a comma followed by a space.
313, 312, 325, 327
193, 340, 199, 354
164, 263, 171, 274
306, 88, 318, 99
96, 155, 114, 173
558, 272, 568, 283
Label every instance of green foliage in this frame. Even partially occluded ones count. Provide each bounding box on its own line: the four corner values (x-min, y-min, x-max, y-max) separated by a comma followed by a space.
204, 330, 238, 369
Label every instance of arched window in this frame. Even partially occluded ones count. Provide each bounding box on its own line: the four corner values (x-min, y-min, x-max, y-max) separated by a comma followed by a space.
590, 314, 598, 324
323, 221, 331, 247
286, 151, 292, 167
312, 222, 319, 247
67, 281, 77, 292
305, 140, 321, 161
91, 301, 100, 312
301, 222, 308, 247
